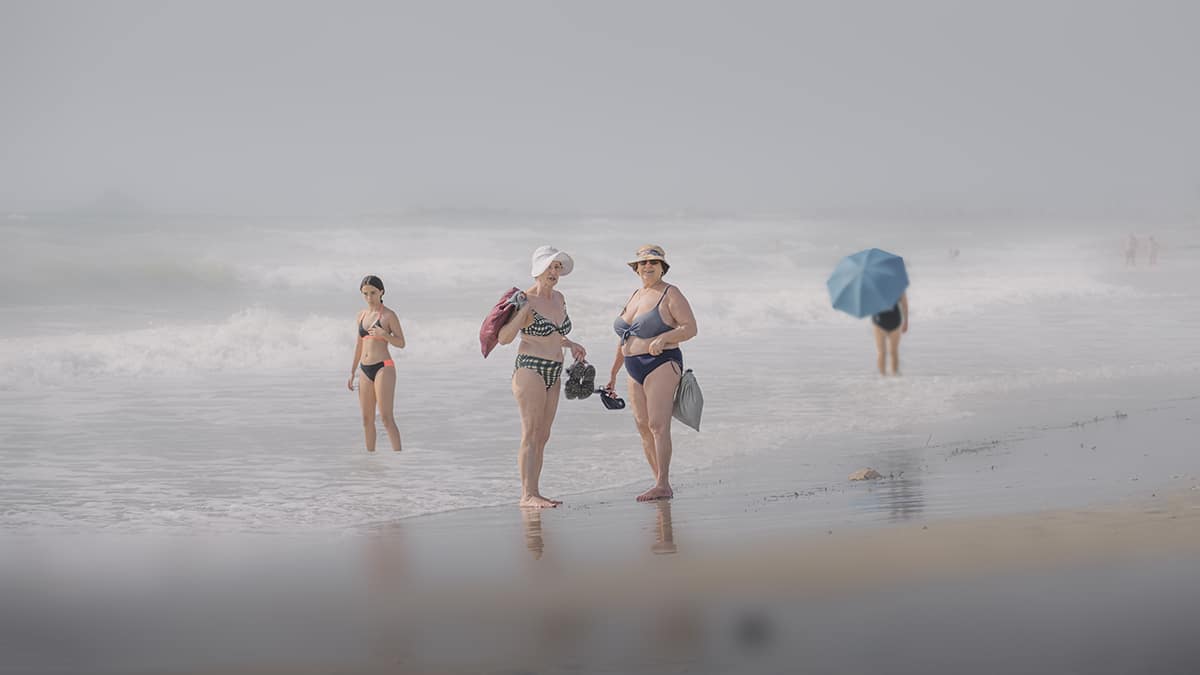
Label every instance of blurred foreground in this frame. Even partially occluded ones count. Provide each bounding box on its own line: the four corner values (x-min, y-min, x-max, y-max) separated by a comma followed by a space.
5, 484, 1200, 674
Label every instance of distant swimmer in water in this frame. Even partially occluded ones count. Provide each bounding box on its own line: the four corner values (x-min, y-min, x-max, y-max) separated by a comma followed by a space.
872, 292, 908, 376
608, 245, 698, 502
497, 246, 588, 509
348, 275, 406, 452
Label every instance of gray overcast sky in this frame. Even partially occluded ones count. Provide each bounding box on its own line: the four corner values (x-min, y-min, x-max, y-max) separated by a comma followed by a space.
2, 0, 1198, 216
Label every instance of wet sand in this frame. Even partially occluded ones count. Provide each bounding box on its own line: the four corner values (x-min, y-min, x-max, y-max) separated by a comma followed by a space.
4, 395, 1200, 674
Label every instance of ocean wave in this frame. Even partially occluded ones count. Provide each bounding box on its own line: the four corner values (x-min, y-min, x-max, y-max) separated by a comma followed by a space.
0, 310, 347, 382
0, 308, 509, 385
0, 268, 1158, 386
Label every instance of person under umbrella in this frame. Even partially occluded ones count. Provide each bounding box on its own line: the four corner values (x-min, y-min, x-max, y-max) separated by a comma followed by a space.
826, 247, 910, 376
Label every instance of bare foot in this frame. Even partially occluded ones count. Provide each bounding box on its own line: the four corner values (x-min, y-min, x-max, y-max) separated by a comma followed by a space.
636, 485, 673, 501
520, 495, 559, 509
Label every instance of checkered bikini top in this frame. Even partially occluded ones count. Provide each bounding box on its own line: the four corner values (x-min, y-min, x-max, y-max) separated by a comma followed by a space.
522, 309, 572, 337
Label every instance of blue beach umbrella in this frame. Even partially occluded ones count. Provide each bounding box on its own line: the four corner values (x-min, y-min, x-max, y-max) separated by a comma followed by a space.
826, 248, 909, 318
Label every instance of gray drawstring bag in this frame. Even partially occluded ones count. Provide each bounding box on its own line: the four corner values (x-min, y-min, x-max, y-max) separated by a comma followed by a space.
672, 368, 703, 431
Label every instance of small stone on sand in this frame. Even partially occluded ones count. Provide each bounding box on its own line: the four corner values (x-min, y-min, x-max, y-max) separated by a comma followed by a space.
849, 468, 882, 481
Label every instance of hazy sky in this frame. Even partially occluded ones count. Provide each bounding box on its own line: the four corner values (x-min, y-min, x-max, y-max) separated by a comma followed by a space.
2, 0, 1198, 215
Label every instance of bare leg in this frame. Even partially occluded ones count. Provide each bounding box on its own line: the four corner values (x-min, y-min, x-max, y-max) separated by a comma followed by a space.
512, 368, 558, 508
374, 365, 402, 452
887, 329, 902, 375
358, 371, 378, 451
627, 376, 658, 479
873, 325, 888, 375
637, 362, 682, 501
532, 376, 563, 504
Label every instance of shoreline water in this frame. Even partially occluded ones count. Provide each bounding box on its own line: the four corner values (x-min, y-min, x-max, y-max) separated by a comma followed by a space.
4, 215, 1198, 534
3, 365, 1197, 536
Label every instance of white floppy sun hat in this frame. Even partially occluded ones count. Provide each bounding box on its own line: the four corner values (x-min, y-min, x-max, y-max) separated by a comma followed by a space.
530, 245, 574, 278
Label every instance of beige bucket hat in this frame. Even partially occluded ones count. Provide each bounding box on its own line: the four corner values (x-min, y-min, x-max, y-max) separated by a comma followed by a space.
627, 244, 669, 273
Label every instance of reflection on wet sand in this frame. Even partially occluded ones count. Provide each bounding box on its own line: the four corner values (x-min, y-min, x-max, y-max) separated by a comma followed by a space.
880, 474, 926, 522
362, 522, 414, 665
521, 499, 679, 561
858, 448, 926, 522
651, 500, 677, 555
522, 507, 545, 559
364, 522, 407, 590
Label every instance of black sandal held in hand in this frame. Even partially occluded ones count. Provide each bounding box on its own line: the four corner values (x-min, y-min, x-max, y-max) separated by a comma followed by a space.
564, 360, 595, 400
598, 388, 625, 410
578, 361, 595, 396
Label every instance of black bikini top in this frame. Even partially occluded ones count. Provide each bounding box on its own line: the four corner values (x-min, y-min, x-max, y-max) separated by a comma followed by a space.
358, 312, 383, 338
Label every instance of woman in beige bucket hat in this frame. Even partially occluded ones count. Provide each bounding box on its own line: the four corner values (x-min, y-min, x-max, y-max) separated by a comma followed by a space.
606, 244, 699, 501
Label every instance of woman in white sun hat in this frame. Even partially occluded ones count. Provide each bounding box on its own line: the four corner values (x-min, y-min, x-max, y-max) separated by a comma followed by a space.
497, 245, 588, 508
607, 244, 698, 502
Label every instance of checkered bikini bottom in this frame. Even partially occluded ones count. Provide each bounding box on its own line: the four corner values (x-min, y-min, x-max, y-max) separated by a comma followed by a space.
514, 354, 563, 389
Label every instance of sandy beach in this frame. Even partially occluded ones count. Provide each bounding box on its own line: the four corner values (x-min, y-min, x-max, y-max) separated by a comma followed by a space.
5, 389, 1200, 674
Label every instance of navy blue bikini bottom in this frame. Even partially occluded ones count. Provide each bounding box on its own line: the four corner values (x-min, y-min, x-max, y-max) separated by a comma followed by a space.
624, 348, 683, 386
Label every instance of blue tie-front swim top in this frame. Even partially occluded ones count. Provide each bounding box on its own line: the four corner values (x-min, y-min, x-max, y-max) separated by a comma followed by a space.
613, 285, 674, 342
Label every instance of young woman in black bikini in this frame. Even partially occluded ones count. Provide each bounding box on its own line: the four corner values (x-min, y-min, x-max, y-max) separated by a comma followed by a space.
871, 292, 908, 376
606, 245, 698, 502
347, 275, 406, 452
497, 246, 588, 508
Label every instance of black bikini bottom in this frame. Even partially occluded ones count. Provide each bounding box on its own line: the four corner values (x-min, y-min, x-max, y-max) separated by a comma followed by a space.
873, 307, 902, 332
361, 359, 394, 381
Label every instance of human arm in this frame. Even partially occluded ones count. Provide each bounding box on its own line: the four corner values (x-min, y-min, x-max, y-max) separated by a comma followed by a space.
648, 288, 699, 356
562, 336, 587, 362
497, 303, 534, 346
557, 293, 586, 361
348, 315, 364, 390
368, 310, 406, 348
605, 341, 624, 392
